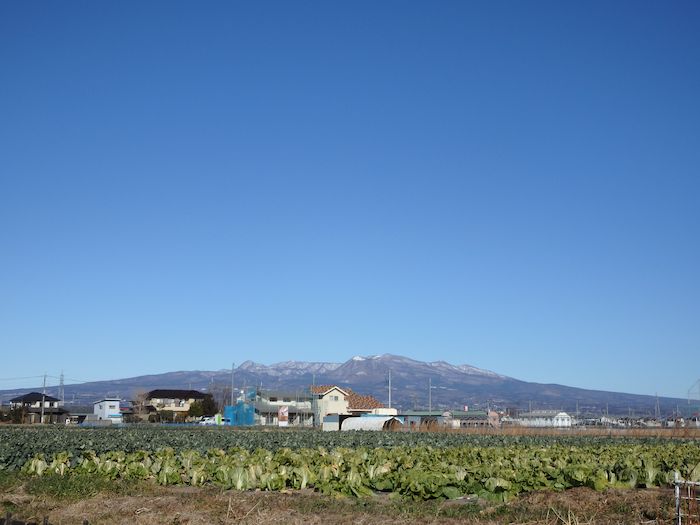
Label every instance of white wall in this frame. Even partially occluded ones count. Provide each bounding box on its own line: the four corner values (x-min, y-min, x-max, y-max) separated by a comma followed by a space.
318, 388, 349, 418
94, 399, 122, 423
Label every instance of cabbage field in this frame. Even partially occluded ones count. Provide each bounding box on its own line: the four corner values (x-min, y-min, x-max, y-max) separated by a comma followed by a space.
3, 427, 700, 501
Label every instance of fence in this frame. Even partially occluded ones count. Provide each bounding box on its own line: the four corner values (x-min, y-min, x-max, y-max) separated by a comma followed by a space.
675, 473, 700, 525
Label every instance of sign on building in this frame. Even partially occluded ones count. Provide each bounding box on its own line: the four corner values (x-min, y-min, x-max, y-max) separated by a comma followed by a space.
278, 406, 289, 427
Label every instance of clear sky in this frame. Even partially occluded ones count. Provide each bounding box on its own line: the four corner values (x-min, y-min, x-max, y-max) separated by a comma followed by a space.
1, 2, 698, 399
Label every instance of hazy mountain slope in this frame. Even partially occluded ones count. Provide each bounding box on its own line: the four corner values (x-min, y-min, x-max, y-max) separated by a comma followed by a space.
0, 354, 683, 416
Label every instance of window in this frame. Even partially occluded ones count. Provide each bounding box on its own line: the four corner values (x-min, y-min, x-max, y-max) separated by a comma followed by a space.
269, 397, 278, 402
332, 396, 339, 401
108, 404, 117, 409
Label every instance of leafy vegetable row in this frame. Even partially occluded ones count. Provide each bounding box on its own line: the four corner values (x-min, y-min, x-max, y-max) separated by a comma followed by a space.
21, 444, 700, 500
1, 426, 693, 471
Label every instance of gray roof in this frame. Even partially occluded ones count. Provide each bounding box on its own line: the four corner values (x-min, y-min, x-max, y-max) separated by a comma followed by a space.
147, 389, 207, 400
10, 392, 60, 403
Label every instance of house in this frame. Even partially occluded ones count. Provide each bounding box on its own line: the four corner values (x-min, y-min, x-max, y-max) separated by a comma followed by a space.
436, 409, 501, 428
253, 390, 314, 427
310, 385, 388, 429
93, 398, 123, 424
145, 389, 207, 415
310, 385, 350, 422
511, 410, 573, 428
9, 392, 67, 424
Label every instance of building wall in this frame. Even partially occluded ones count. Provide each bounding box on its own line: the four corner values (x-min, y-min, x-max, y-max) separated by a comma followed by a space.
149, 397, 198, 412
94, 399, 123, 423
12, 400, 59, 409
318, 388, 349, 419
371, 408, 398, 416
518, 412, 572, 428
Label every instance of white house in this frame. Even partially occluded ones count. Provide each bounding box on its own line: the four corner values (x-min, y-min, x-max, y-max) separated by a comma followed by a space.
94, 398, 122, 424
310, 385, 387, 429
514, 410, 572, 428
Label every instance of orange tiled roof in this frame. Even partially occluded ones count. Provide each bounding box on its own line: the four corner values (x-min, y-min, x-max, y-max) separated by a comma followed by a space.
347, 392, 384, 410
309, 385, 383, 410
310, 385, 344, 394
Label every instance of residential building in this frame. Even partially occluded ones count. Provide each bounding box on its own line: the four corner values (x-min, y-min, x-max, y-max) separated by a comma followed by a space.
253, 390, 314, 427
145, 389, 207, 415
510, 410, 573, 428
93, 398, 123, 424
9, 392, 67, 424
310, 385, 387, 426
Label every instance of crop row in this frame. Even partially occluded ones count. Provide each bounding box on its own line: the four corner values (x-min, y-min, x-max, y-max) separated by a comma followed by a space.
1, 426, 694, 471
20, 443, 700, 500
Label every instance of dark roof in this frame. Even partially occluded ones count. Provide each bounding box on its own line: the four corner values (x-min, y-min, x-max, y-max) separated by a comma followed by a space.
10, 392, 60, 403
146, 389, 207, 400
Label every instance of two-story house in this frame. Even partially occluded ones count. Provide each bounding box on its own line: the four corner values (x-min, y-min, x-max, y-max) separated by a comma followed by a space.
310, 385, 388, 428
145, 389, 207, 416
10, 392, 67, 424
254, 390, 314, 427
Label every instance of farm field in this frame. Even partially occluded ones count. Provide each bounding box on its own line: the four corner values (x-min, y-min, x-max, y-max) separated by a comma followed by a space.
3, 426, 700, 471
1, 426, 698, 523
0, 475, 680, 525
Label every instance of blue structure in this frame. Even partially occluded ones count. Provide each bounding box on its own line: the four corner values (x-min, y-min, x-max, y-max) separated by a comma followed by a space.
224, 389, 255, 427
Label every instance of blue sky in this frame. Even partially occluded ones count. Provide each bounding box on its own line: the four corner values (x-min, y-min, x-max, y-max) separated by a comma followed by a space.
1, 2, 698, 398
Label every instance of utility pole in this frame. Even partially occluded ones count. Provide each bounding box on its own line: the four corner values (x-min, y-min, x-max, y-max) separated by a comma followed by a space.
388, 369, 392, 409
687, 380, 700, 414
230, 362, 235, 406
312, 373, 318, 428
428, 378, 437, 415
59, 370, 65, 406
40, 373, 46, 424
655, 393, 660, 419
428, 378, 432, 415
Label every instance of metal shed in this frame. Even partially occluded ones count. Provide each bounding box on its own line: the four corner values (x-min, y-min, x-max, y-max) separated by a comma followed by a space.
341, 416, 403, 431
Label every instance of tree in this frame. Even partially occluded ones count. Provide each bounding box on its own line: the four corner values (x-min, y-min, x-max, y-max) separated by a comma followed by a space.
133, 390, 150, 415
201, 395, 217, 416
10, 406, 27, 424
188, 401, 204, 419
189, 395, 217, 418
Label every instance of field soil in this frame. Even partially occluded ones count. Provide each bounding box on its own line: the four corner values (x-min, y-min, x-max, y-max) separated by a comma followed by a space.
1, 483, 677, 525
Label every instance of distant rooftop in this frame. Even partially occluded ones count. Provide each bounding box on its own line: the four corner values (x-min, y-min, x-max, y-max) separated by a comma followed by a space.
146, 389, 207, 400
10, 392, 60, 403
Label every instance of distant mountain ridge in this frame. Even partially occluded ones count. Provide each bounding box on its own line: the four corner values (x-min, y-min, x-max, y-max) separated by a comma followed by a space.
0, 354, 685, 417
237, 360, 342, 376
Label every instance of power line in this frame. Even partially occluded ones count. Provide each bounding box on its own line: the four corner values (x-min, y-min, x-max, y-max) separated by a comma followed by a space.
46, 375, 92, 384
0, 375, 45, 382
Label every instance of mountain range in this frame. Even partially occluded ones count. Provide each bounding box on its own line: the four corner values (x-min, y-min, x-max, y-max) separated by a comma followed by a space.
0, 354, 686, 417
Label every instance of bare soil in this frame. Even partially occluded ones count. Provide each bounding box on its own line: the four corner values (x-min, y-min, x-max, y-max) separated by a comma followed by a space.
0, 483, 678, 525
